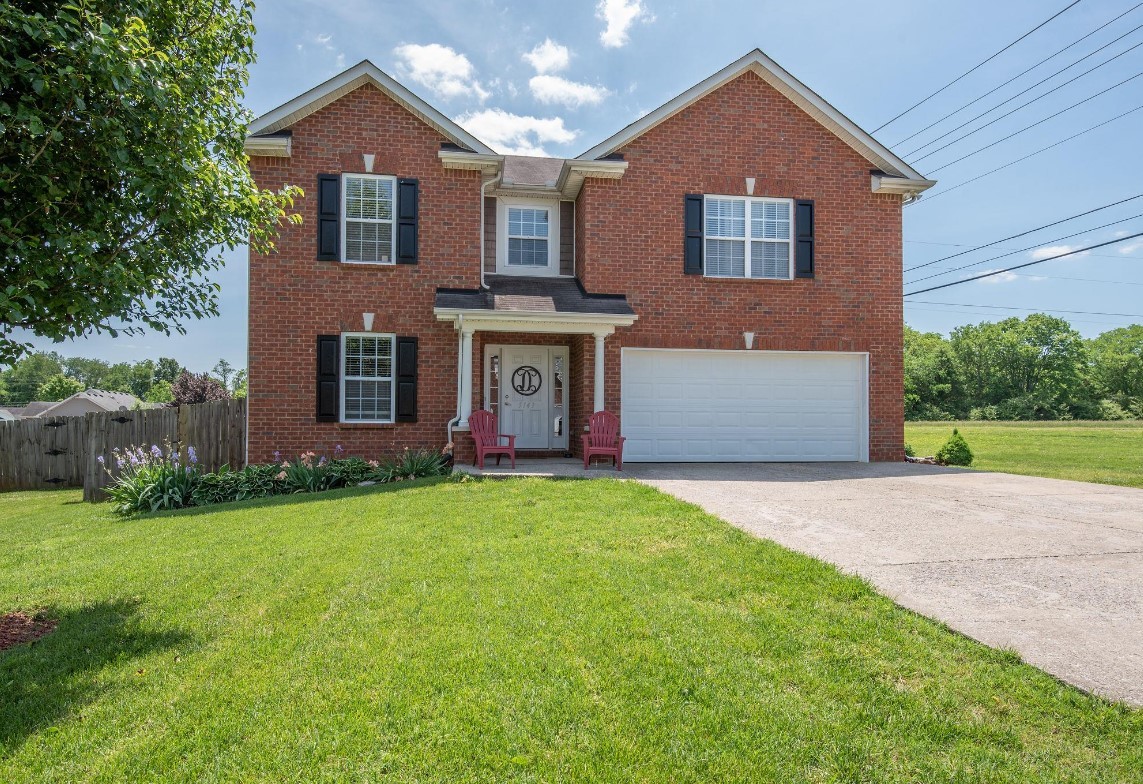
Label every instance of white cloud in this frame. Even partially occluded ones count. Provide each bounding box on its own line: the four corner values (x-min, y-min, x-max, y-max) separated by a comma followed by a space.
597, 0, 653, 48
1028, 244, 1089, 261
976, 269, 1045, 284
1118, 241, 1143, 255
455, 108, 577, 156
315, 33, 333, 46
393, 43, 490, 102
528, 75, 610, 108
523, 39, 570, 74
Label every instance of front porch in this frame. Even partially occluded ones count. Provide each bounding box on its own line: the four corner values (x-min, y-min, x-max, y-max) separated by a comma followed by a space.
435, 275, 638, 465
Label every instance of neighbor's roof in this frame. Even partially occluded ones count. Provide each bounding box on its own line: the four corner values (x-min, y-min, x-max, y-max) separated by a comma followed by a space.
435, 275, 635, 316
246, 60, 495, 154
577, 49, 933, 186
37, 389, 140, 417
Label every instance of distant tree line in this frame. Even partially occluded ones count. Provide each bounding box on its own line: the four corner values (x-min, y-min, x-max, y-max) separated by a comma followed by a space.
0, 352, 245, 406
906, 315, 1143, 421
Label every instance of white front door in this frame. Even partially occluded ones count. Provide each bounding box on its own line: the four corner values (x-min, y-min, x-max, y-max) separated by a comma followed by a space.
485, 345, 570, 450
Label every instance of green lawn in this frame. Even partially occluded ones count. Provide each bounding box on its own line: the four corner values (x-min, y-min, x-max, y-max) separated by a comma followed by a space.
1, 482, 1139, 782
905, 420, 1143, 488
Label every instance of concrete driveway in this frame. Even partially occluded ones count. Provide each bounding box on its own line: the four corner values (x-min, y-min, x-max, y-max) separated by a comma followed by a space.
627, 462, 1143, 706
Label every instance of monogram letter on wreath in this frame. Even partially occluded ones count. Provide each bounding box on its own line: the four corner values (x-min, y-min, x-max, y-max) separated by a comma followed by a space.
511, 365, 542, 396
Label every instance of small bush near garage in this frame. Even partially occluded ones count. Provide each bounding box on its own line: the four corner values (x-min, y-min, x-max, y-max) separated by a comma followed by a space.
103, 444, 450, 515
936, 428, 974, 466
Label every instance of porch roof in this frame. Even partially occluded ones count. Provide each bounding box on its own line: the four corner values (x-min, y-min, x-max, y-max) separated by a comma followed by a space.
434, 275, 637, 333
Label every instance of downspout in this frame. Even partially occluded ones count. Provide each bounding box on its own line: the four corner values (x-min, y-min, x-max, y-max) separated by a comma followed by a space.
446, 313, 465, 452
480, 173, 501, 289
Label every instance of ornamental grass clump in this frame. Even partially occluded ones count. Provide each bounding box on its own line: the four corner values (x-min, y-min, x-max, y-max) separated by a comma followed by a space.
103, 441, 200, 515
935, 428, 974, 467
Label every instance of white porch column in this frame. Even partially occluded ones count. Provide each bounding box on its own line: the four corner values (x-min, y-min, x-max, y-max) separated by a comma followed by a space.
459, 327, 475, 426
593, 331, 610, 413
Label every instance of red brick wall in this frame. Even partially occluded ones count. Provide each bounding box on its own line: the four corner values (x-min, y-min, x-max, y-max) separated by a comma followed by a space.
577, 71, 904, 461
247, 84, 480, 463
247, 70, 905, 465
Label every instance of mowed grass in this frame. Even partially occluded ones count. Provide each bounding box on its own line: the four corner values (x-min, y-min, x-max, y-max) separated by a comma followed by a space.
1, 481, 1139, 783
905, 420, 1143, 489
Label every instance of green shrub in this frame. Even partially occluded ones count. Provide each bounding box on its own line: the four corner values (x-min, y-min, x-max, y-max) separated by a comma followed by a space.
904, 443, 916, 458
1097, 399, 1132, 421
935, 428, 974, 467
968, 405, 999, 421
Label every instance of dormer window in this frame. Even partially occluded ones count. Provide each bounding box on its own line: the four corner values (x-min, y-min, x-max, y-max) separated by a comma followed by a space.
508, 207, 550, 267
497, 197, 560, 276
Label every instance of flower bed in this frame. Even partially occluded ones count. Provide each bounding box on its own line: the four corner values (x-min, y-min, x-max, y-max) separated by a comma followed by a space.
102, 442, 451, 515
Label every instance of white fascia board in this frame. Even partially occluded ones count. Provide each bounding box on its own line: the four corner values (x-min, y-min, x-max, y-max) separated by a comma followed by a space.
871, 173, 937, 196
244, 134, 291, 158
434, 308, 638, 334
577, 49, 930, 184
247, 60, 495, 154
438, 149, 503, 174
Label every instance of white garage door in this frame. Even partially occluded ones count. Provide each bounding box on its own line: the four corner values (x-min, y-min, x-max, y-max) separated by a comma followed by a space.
621, 349, 868, 462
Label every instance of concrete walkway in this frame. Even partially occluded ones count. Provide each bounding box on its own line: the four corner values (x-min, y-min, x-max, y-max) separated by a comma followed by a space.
625, 462, 1143, 706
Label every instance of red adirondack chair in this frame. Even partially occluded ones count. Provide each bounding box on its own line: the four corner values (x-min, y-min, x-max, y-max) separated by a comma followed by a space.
582, 410, 625, 470
469, 409, 516, 469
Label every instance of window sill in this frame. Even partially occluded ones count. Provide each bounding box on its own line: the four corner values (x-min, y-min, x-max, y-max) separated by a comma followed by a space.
336, 260, 397, 267
336, 422, 397, 429
701, 275, 801, 283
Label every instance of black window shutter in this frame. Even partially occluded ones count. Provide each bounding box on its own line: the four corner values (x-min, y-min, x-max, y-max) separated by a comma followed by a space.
795, 199, 815, 278
316, 335, 340, 422
317, 174, 340, 261
396, 178, 419, 264
395, 336, 418, 422
684, 194, 703, 275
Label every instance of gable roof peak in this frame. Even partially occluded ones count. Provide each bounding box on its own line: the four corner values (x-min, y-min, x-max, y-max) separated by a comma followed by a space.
576, 48, 931, 185
246, 59, 495, 154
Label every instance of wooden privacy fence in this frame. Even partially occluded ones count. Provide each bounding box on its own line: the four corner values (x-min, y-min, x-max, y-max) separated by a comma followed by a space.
0, 399, 246, 501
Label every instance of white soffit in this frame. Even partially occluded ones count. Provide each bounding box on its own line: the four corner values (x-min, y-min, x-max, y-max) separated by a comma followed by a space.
246, 60, 495, 155
577, 49, 932, 187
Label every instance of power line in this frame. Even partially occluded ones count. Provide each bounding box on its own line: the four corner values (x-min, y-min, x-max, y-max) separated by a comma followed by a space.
1005, 272, 1143, 285
921, 70, 1143, 173
905, 305, 1138, 327
893, 3, 1143, 148
907, 300, 1143, 318
906, 212, 1143, 285
904, 193, 1143, 272
874, 0, 1087, 133
904, 233, 1143, 295
913, 102, 1143, 202
905, 32, 1143, 161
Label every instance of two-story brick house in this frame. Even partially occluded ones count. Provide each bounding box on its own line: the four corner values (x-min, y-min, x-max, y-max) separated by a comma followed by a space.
244, 50, 934, 466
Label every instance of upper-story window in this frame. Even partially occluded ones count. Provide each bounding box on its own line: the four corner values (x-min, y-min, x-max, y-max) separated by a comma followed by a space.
342, 174, 396, 264
705, 196, 793, 280
497, 197, 560, 276
508, 207, 550, 267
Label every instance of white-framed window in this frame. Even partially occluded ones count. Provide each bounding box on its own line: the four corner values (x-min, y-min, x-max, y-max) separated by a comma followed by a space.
341, 333, 395, 422
342, 174, 396, 264
497, 198, 560, 275
704, 196, 793, 280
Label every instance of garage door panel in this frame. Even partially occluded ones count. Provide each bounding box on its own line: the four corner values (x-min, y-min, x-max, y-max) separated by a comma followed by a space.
621, 349, 867, 462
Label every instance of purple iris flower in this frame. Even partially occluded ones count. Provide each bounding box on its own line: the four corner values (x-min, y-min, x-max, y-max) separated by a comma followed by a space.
188, 445, 198, 464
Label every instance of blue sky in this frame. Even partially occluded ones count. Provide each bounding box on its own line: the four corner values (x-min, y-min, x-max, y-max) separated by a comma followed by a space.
20, 0, 1143, 371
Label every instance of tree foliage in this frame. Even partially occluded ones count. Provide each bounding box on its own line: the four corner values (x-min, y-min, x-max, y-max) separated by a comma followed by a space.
171, 370, 230, 405
0, 0, 301, 363
37, 372, 83, 401
906, 315, 1142, 420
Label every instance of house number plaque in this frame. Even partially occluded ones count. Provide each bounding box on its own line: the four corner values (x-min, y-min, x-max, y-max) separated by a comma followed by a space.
512, 365, 542, 396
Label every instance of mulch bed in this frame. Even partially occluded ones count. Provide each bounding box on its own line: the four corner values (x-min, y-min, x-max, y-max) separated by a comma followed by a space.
0, 611, 58, 652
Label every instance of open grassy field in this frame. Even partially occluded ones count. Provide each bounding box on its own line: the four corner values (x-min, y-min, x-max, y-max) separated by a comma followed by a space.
1, 480, 1139, 782
905, 420, 1143, 489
